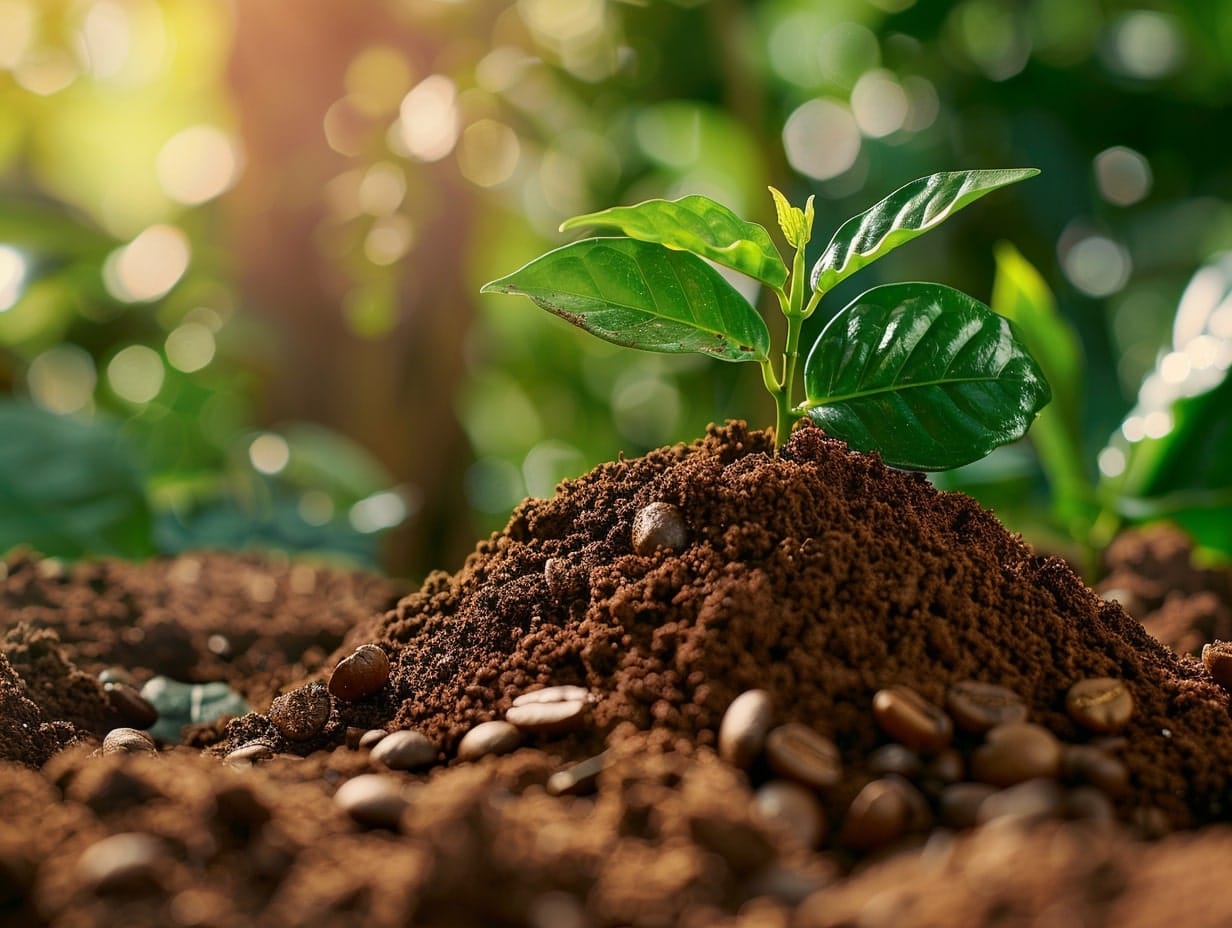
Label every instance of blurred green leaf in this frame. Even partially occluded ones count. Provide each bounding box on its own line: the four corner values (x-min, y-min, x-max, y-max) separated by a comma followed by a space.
482, 238, 771, 362
802, 282, 1052, 470
0, 400, 154, 559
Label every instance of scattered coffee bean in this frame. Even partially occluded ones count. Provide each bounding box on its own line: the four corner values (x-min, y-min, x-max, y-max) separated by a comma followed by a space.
224, 741, 275, 765
1061, 744, 1129, 797
718, 689, 774, 770
104, 682, 159, 729
1202, 640, 1232, 692
546, 751, 608, 797
944, 680, 1027, 734
840, 778, 911, 850
938, 782, 998, 829
764, 723, 842, 790
334, 774, 407, 828
753, 780, 827, 849
977, 778, 1065, 825
1066, 786, 1116, 825
866, 743, 923, 779
77, 832, 164, 894
886, 774, 933, 832
923, 748, 965, 786
506, 686, 593, 736
1066, 677, 1134, 733
358, 729, 388, 750
369, 729, 437, 770
970, 722, 1062, 787
872, 685, 952, 752
631, 501, 688, 555
458, 720, 523, 762
327, 644, 390, 702
101, 728, 156, 756
267, 682, 331, 741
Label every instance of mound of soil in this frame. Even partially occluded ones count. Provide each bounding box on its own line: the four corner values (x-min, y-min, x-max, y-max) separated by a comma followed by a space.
3, 422, 1232, 927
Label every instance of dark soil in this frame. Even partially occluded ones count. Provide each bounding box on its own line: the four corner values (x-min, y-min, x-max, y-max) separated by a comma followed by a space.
3, 422, 1232, 927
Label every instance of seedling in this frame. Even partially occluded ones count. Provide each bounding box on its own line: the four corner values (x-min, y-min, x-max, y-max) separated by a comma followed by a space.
482, 170, 1051, 469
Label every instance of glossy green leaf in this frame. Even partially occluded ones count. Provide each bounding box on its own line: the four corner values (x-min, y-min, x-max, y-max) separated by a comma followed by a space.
560, 196, 788, 288
481, 238, 770, 362
0, 401, 154, 559
810, 169, 1040, 293
801, 282, 1052, 470
769, 187, 813, 250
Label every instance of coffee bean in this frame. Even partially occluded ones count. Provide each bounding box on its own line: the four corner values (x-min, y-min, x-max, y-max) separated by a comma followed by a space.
334, 774, 407, 828
507, 686, 593, 736
267, 682, 331, 741
753, 780, 827, 849
369, 729, 437, 770
884, 774, 932, 832
457, 720, 523, 762
1061, 745, 1129, 797
872, 685, 952, 752
866, 743, 922, 779
1131, 805, 1171, 840
840, 778, 911, 850
977, 778, 1065, 825
938, 782, 997, 829
718, 689, 774, 770
1066, 677, 1134, 733
970, 722, 1062, 787
104, 682, 159, 729
224, 741, 274, 765
944, 680, 1027, 734
344, 726, 366, 750
78, 833, 164, 894
764, 723, 842, 790
1203, 640, 1232, 692
546, 752, 608, 797
923, 748, 965, 787
631, 501, 688, 555
101, 727, 156, 756
1066, 786, 1116, 825
327, 644, 390, 702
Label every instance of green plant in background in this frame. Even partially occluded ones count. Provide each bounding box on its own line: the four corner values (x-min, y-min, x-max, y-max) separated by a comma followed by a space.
484, 170, 1050, 470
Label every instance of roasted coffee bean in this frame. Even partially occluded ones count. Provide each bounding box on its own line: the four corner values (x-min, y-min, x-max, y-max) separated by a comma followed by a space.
457, 720, 523, 762
224, 741, 274, 765
970, 722, 1062, 787
1066, 786, 1116, 825
944, 680, 1027, 734
938, 782, 997, 829
101, 727, 156, 756
1202, 640, 1232, 692
872, 685, 952, 752
764, 723, 842, 789
718, 689, 774, 769
267, 682, 331, 741
923, 748, 965, 786
78, 832, 164, 894
546, 752, 608, 797
334, 774, 407, 828
866, 743, 923, 779
327, 644, 390, 702
839, 778, 911, 850
359, 729, 388, 750
1066, 677, 1134, 733
753, 780, 827, 849
885, 774, 932, 831
370, 729, 437, 770
1061, 745, 1129, 797
631, 501, 688, 555
1131, 805, 1171, 840
977, 778, 1065, 825
104, 682, 159, 729
507, 686, 593, 736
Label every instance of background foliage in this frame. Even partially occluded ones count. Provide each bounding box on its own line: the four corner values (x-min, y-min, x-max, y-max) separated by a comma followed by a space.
1, 0, 1230, 576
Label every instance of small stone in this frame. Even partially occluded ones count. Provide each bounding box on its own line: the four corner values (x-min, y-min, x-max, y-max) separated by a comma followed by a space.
327, 644, 391, 702
334, 774, 407, 828
370, 729, 437, 770
267, 682, 331, 741
101, 728, 157, 756
631, 501, 688, 555
78, 833, 164, 894
457, 720, 523, 762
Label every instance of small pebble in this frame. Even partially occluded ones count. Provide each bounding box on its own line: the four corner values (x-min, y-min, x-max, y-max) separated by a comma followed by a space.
101, 728, 156, 756
631, 501, 688, 555
334, 774, 407, 828
370, 729, 437, 770
267, 682, 331, 741
457, 720, 523, 762
328, 644, 391, 702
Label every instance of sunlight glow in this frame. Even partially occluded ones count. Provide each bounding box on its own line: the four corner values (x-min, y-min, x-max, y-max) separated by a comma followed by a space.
458, 119, 521, 188
107, 344, 164, 404
79, 0, 133, 80
28, 345, 97, 414
165, 322, 216, 373
249, 433, 290, 475
851, 70, 910, 138
0, 245, 27, 311
104, 225, 190, 302
397, 75, 459, 162
349, 490, 409, 533
1097, 446, 1126, 478
0, 0, 34, 70
1094, 146, 1152, 206
783, 99, 861, 181
157, 126, 242, 205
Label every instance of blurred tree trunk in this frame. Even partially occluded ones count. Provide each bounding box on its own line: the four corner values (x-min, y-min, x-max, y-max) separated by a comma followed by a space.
223, 0, 475, 578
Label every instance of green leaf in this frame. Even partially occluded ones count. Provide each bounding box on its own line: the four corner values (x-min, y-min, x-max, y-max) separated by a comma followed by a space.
810, 169, 1040, 294
481, 238, 771, 362
560, 196, 788, 288
801, 282, 1052, 471
0, 401, 155, 559
769, 187, 812, 249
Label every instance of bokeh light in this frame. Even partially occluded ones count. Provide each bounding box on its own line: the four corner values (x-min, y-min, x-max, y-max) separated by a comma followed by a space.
851, 69, 910, 138
103, 225, 191, 303
0, 0, 35, 70
396, 75, 460, 162
1101, 11, 1184, 80
783, 99, 861, 181
156, 126, 243, 205
1060, 231, 1131, 297
1094, 146, 1152, 207
0, 246, 27, 312
458, 119, 521, 188
107, 344, 165, 405
165, 322, 216, 373
349, 489, 411, 533
248, 433, 290, 475
28, 345, 97, 414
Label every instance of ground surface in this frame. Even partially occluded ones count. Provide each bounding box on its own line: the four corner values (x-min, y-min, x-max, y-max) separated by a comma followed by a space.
2, 422, 1232, 927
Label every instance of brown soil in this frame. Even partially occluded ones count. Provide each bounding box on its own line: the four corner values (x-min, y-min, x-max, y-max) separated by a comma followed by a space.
3, 422, 1232, 927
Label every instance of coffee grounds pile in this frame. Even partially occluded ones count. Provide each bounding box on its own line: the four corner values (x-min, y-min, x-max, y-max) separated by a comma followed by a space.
4, 421, 1232, 927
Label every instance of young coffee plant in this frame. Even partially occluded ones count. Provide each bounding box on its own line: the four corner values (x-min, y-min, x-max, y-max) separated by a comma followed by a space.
482, 170, 1051, 469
